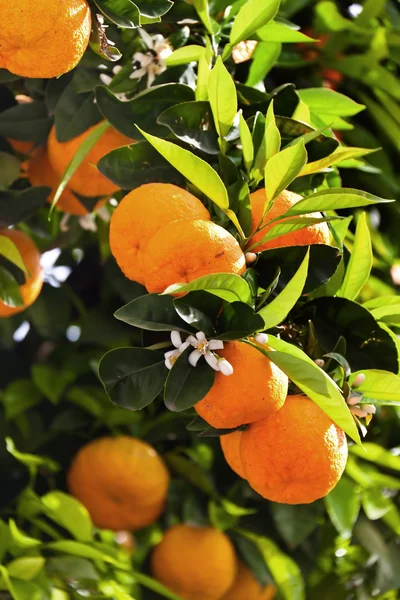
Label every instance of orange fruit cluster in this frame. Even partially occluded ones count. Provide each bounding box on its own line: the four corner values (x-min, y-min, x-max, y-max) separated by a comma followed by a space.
0, 0, 91, 79
109, 182, 246, 291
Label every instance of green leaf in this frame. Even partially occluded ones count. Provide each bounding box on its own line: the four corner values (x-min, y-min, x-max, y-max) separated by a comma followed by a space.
166, 45, 205, 66
158, 101, 219, 155
239, 113, 254, 173
0, 152, 21, 191
164, 347, 216, 411
298, 88, 365, 117
99, 347, 168, 410
258, 250, 309, 329
208, 57, 237, 140
0, 566, 41, 600
246, 42, 281, 87
96, 83, 194, 139
6, 557, 45, 581
0, 235, 28, 274
51, 120, 110, 214
299, 147, 376, 176
228, 0, 280, 48
282, 188, 394, 217
133, 572, 183, 600
265, 100, 281, 160
362, 488, 394, 520
350, 443, 400, 472
134, 0, 173, 18
3, 380, 41, 420
41, 492, 92, 542
257, 21, 316, 43
115, 294, 194, 333
265, 335, 361, 444
324, 476, 361, 539
6, 438, 59, 476
236, 529, 305, 600
163, 273, 252, 304
0, 101, 52, 145
93, 0, 140, 28
271, 504, 321, 548
192, 0, 214, 34
0, 187, 49, 228
31, 364, 74, 404
138, 127, 229, 210
98, 141, 184, 190
54, 80, 101, 143
8, 520, 41, 549
46, 541, 126, 568
0, 266, 23, 308
217, 302, 264, 340
174, 291, 221, 337
255, 216, 340, 247
265, 139, 307, 201
369, 305, 400, 327
338, 213, 372, 300
348, 370, 400, 406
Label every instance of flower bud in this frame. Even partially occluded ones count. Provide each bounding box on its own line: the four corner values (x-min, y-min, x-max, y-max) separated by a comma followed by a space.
314, 359, 325, 368
362, 404, 376, 415
245, 252, 257, 265
255, 333, 268, 345
351, 407, 368, 418
218, 358, 234, 376
352, 373, 366, 388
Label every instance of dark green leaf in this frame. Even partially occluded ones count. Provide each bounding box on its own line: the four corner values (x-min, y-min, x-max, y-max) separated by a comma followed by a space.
99, 347, 168, 410
271, 503, 322, 548
0, 187, 49, 228
0, 266, 23, 308
158, 101, 219, 154
93, 0, 141, 28
115, 293, 194, 332
0, 101, 52, 144
55, 81, 101, 142
98, 141, 184, 190
217, 302, 264, 340
95, 84, 195, 138
256, 245, 341, 295
174, 291, 222, 336
164, 347, 215, 411
324, 476, 361, 539
304, 297, 399, 374
135, 0, 173, 18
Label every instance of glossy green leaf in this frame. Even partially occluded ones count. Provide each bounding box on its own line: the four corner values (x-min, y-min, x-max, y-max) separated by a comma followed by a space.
257, 21, 316, 43
166, 45, 205, 66
258, 250, 309, 329
369, 305, 400, 327
246, 41, 281, 87
174, 291, 221, 337
298, 88, 365, 118
0, 235, 28, 274
282, 188, 394, 217
265, 335, 361, 444
51, 120, 110, 213
8, 520, 40, 549
192, 0, 214, 34
350, 443, 400, 472
255, 216, 340, 247
338, 213, 372, 300
265, 139, 307, 201
6, 557, 45, 581
138, 127, 229, 210
99, 347, 168, 410
324, 476, 361, 539
228, 0, 280, 48
364, 295, 400, 310
236, 529, 305, 600
115, 294, 194, 333
46, 541, 126, 568
0, 101, 52, 145
93, 0, 140, 27
300, 147, 376, 176
0, 266, 23, 307
271, 504, 321, 548
216, 302, 264, 340
239, 113, 254, 173
163, 273, 252, 304
41, 492, 92, 542
158, 101, 219, 154
265, 100, 281, 160
164, 347, 215, 411
348, 370, 400, 406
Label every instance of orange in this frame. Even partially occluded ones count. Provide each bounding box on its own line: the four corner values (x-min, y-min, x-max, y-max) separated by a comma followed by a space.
144, 219, 246, 294
0, 229, 43, 318
151, 524, 237, 600
7, 138, 34, 156
220, 429, 245, 479
48, 123, 133, 198
241, 395, 348, 504
67, 436, 170, 531
0, 0, 91, 79
248, 188, 330, 252
28, 148, 92, 216
109, 183, 210, 286
221, 562, 276, 600
195, 341, 288, 429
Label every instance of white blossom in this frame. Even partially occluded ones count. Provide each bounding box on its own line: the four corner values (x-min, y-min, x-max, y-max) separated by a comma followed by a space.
164, 330, 233, 375
130, 30, 173, 88
254, 333, 268, 345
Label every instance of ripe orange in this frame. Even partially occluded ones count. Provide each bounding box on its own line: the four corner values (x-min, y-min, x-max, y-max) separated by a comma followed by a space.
0, 0, 91, 79
221, 562, 276, 600
28, 148, 94, 216
241, 395, 348, 504
0, 229, 43, 318
67, 436, 170, 531
151, 524, 237, 600
144, 219, 246, 294
220, 429, 245, 479
7, 138, 34, 156
248, 188, 330, 252
48, 123, 133, 198
195, 341, 288, 429
109, 183, 210, 286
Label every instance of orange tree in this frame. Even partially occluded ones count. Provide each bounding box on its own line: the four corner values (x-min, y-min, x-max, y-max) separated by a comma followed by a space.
0, 1, 400, 599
